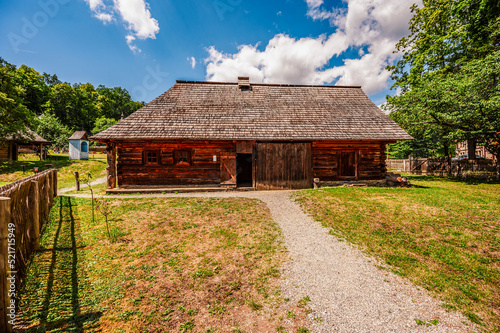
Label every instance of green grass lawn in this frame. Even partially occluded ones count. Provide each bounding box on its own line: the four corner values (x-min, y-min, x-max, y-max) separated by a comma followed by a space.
295, 175, 500, 332
16, 197, 311, 332
0, 154, 107, 189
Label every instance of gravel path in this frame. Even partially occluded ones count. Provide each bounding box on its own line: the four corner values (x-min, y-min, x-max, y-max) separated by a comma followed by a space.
58, 176, 107, 194
62, 190, 477, 332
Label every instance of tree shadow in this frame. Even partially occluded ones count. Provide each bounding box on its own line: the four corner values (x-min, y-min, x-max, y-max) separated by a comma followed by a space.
405, 174, 500, 185
0, 155, 73, 175
15, 196, 102, 332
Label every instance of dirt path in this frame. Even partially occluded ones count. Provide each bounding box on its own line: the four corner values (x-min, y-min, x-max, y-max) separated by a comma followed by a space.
58, 176, 107, 194
61, 190, 477, 332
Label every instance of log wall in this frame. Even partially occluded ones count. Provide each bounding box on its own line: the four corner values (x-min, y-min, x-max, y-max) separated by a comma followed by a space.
0, 146, 8, 162
313, 141, 387, 181
116, 140, 235, 186
112, 140, 389, 187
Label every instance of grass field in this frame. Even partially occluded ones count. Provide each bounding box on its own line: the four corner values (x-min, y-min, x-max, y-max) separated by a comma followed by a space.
0, 154, 107, 189
17, 197, 311, 332
295, 175, 500, 332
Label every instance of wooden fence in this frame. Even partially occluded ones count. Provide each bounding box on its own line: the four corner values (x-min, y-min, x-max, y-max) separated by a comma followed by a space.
387, 158, 497, 178
386, 159, 412, 172
0, 169, 57, 332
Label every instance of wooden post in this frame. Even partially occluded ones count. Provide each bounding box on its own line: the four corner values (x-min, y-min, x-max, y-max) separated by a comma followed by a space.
106, 143, 116, 189
74, 172, 80, 191
53, 170, 58, 198
30, 181, 40, 250
39, 144, 43, 161
408, 155, 412, 174
0, 197, 13, 333
47, 171, 54, 207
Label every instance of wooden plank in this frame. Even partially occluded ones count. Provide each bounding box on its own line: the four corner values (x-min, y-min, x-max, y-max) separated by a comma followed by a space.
256, 142, 312, 190
106, 143, 117, 189
0, 197, 12, 333
220, 153, 237, 186
29, 181, 40, 250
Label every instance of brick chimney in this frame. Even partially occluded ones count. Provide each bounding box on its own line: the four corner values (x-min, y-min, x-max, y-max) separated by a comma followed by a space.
238, 77, 251, 90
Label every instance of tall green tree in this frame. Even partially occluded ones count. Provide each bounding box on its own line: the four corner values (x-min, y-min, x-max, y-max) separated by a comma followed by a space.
92, 117, 117, 135
386, 0, 500, 166
35, 113, 72, 148
16, 64, 49, 115
0, 58, 35, 141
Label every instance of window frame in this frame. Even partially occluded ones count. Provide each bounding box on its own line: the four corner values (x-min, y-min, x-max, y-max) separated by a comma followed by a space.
174, 149, 192, 166
143, 150, 160, 166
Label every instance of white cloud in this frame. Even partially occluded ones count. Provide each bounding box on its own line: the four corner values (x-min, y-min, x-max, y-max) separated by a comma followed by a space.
85, 0, 104, 11
305, 0, 340, 22
188, 57, 196, 69
95, 12, 114, 23
113, 0, 159, 39
84, 0, 159, 52
126, 35, 141, 54
205, 0, 419, 95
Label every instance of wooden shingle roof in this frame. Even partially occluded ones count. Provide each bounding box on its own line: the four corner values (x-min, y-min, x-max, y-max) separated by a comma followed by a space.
91, 80, 412, 141
7, 129, 50, 144
69, 131, 89, 140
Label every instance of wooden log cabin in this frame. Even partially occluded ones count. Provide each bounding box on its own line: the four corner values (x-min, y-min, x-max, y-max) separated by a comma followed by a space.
91, 77, 412, 191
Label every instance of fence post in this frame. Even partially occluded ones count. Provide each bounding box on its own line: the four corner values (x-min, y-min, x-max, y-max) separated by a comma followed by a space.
30, 181, 40, 250
408, 155, 412, 174
53, 170, 58, 198
74, 172, 80, 191
0, 197, 13, 333
47, 172, 54, 208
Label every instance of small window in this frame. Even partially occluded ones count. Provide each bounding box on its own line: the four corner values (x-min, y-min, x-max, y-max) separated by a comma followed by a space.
174, 150, 191, 165
144, 150, 160, 165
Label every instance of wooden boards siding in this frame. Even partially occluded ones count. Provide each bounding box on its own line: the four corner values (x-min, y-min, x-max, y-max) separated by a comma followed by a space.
111, 139, 388, 188
0, 145, 8, 161
256, 142, 312, 190
313, 141, 387, 181
116, 140, 235, 186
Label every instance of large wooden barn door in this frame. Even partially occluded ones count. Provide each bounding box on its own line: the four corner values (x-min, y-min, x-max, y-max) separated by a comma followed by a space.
256, 142, 312, 190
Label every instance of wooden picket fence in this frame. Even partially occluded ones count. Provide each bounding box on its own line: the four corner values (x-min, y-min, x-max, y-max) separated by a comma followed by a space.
0, 169, 57, 332
387, 158, 497, 178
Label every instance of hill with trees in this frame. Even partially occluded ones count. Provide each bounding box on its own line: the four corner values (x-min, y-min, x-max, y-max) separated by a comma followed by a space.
0, 57, 144, 147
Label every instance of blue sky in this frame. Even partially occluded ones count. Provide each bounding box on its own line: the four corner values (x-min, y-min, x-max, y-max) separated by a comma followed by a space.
0, 0, 416, 106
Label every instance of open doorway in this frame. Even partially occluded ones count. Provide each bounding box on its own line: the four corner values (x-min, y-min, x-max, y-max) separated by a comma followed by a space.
237, 153, 253, 187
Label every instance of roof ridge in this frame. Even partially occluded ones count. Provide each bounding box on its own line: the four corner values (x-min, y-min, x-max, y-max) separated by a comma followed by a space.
175, 80, 361, 89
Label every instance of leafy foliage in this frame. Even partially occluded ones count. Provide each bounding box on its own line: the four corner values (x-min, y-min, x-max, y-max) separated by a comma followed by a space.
386, 0, 500, 165
35, 113, 72, 148
0, 57, 144, 142
92, 117, 118, 136
0, 58, 35, 141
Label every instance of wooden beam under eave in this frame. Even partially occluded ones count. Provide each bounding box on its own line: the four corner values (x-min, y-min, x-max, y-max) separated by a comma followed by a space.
106, 142, 117, 189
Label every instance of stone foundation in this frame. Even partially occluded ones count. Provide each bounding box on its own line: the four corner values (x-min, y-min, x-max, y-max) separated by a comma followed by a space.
314, 179, 387, 188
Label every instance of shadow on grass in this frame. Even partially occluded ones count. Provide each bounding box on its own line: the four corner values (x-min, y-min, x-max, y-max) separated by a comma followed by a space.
405, 174, 500, 185
0, 155, 72, 175
16, 196, 102, 332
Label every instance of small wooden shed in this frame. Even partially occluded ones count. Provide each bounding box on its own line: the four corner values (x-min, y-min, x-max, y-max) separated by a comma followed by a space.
0, 130, 50, 161
69, 131, 89, 160
91, 78, 412, 191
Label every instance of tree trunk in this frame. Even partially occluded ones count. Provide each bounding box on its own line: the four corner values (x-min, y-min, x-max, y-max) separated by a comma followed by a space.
467, 139, 477, 160
444, 141, 451, 176
496, 154, 500, 181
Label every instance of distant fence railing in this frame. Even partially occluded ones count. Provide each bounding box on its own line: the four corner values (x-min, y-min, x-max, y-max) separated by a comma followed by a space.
0, 169, 57, 332
387, 158, 497, 178
386, 159, 412, 172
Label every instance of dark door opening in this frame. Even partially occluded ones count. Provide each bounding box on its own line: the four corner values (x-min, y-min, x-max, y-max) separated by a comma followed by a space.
237, 153, 253, 187
340, 151, 357, 178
